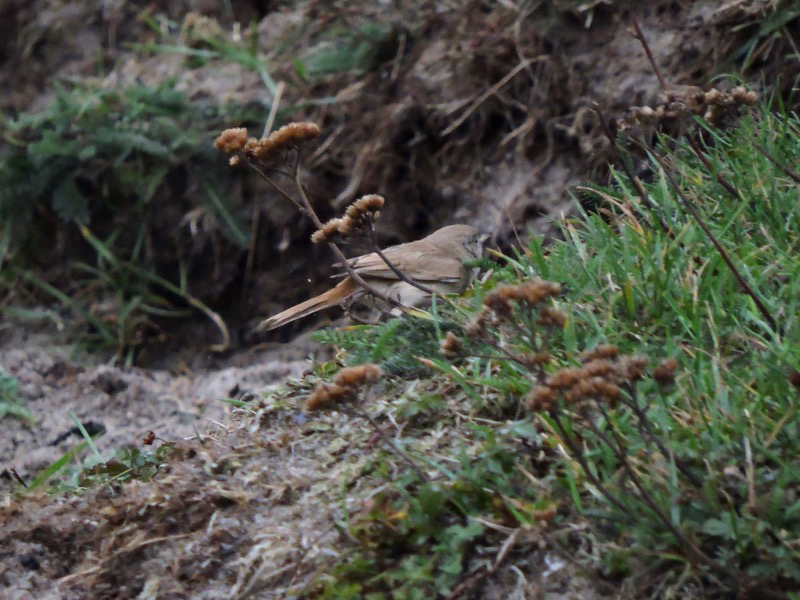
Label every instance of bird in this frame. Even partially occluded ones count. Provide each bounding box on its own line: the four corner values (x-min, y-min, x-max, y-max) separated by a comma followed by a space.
260, 224, 487, 330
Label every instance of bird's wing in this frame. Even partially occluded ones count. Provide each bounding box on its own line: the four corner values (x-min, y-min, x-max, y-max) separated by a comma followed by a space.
346, 242, 464, 282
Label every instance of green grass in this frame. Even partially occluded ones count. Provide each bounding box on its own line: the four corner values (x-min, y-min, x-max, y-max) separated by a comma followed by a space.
15, 411, 173, 494
719, 3, 800, 75
0, 80, 264, 363
23, 437, 173, 494
308, 103, 800, 597
0, 367, 35, 422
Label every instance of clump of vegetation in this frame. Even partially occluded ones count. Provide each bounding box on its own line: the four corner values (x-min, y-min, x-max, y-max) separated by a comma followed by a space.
0, 81, 264, 362
300, 98, 799, 598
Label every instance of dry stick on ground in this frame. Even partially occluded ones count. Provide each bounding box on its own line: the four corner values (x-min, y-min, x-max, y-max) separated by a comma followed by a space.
644, 145, 779, 334
9, 467, 27, 489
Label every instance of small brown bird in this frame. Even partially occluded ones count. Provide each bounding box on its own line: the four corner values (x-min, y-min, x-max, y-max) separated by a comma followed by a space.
261, 224, 487, 330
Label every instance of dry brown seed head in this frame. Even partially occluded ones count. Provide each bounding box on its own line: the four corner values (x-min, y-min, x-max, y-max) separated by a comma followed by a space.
531, 279, 562, 302
704, 88, 723, 103
547, 367, 582, 390
306, 383, 350, 411
526, 385, 557, 411
653, 358, 679, 384
619, 355, 650, 381
214, 127, 249, 153
538, 306, 567, 328
464, 309, 490, 339
493, 279, 562, 307
345, 194, 385, 221
243, 137, 261, 156
731, 87, 748, 102
483, 292, 514, 321
305, 385, 328, 411
251, 138, 279, 161
581, 344, 619, 363
440, 331, 463, 358
491, 284, 521, 301
595, 380, 621, 401
334, 364, 383, 389
581, 359, 617, 379
312, 218, 343, 244
265, 122, 321, 153
337, 215, 356, 237
565, 379, 595, 404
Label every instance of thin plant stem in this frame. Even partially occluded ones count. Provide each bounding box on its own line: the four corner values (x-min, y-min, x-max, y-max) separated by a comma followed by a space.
367, 222, 436, 296
344, 406, 428, 482
549, 409, 629, 513
594, 104, 670, 233
686, 135, 747, 203
590, 402, 737, 586
618, 384, 704, 489
246, 157, 408, 313
630, 13, 667, 89
752, 140, 800, 184
645, 145, 778, 334
288, 155, 409, 313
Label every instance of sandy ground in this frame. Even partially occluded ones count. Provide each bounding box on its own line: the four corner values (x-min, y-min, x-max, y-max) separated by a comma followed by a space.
0, 323, 313, 495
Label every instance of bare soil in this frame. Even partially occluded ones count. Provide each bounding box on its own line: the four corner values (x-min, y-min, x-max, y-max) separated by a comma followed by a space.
1, 1, 795, 598
0, 325, 312, 497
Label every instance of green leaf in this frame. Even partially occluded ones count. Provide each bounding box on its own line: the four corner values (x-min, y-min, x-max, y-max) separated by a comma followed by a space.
78, 145, 97, 161
52, 177, 89, 224
701, 515, 736, 540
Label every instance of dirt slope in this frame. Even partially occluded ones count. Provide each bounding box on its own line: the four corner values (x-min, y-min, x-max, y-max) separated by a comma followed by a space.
1, 1, 796, 598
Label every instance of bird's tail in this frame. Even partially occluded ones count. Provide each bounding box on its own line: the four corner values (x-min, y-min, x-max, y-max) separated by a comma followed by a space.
259, 278, 358, 330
